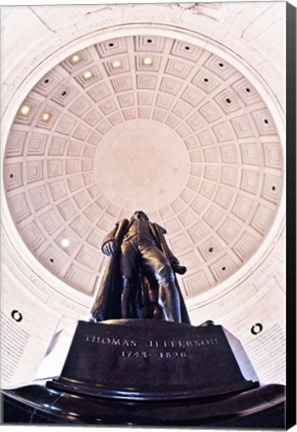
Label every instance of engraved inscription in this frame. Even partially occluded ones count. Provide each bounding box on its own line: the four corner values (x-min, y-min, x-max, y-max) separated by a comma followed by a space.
83, 333, 219, 362
121, 351, 148, 358
85, 335, 137, 347
158, 351, 187, 359
148, 338, 219, 348
121, 350, 187, 359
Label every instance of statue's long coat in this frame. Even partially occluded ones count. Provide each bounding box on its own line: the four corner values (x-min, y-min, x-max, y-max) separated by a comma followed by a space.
90, 218, 190, 324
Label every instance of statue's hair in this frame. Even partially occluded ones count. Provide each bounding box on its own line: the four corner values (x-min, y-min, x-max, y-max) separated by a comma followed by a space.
131, 210, 149, 221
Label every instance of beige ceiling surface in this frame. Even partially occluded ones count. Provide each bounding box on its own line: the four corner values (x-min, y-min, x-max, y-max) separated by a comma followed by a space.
3, 34, 284, 299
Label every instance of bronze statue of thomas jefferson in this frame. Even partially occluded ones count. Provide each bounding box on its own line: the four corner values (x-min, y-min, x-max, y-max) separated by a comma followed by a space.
90, 211, 190, 324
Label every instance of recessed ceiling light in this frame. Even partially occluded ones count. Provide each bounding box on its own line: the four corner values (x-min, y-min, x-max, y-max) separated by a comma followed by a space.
20, 105, 31, 116
72, 54, 80, 63
41, 112, 51, 122
143, 57, 153, 66
112, 60, 122, 68
83, 71, 93, 79
61, 238, 70, 248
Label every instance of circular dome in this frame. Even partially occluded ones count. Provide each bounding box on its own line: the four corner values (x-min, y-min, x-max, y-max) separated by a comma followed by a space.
3, 34, 284, 298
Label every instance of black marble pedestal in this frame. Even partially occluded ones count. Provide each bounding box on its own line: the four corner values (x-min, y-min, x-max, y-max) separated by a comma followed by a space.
47, 319, 258, 400
2, 382, 285, 426
2, 319, 286, 427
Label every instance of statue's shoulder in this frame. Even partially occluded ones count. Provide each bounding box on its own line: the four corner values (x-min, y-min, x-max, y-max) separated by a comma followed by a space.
117, 218, 129, 226
151, 221, 167, 235
115, 218, 130, 231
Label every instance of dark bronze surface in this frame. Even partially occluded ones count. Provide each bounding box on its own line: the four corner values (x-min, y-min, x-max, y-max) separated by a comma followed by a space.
90, 211, 190, 323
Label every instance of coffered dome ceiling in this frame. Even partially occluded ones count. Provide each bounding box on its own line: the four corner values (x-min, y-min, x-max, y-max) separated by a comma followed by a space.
4, 33, 283, 299
1, 3, 287, 389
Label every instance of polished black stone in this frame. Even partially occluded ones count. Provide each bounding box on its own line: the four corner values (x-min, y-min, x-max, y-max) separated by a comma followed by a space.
2, 319, 285, 426
2, 383, 285, 427
47, 319, 258, 400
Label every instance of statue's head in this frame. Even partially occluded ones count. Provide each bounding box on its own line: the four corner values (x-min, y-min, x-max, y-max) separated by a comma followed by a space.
131, 211, 149, 221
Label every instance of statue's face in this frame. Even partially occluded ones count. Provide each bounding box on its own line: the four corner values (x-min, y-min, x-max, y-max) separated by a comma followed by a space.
131, 211, 149, 221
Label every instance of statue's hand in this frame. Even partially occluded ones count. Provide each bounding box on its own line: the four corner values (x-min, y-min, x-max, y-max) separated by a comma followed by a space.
102, 240, 119, 256
173, 265, 187, 275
